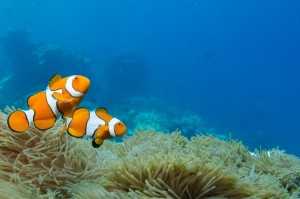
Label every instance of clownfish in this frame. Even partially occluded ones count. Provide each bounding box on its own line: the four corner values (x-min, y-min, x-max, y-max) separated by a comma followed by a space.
63, 107, 126, 148
7, 74, 90, 133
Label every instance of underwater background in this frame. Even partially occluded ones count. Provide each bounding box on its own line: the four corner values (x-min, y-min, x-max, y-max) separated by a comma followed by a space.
0, 0, 299, 156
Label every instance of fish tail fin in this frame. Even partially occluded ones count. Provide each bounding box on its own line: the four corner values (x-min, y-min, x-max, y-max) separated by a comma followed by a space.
7, 110, 30, 133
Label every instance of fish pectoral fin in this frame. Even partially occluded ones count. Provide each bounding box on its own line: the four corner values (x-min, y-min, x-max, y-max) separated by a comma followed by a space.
62, 107, 76, 119
61, 122, 67, 132
52, 92, 72, 102
92, 126, 108, 148
92, 138, 103, 148
94, 125, 109, 138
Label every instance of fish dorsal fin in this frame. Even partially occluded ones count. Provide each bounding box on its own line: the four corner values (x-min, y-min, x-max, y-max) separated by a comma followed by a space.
95, 107, 112, 123
49, 74, 62, 88
96, 107, 108, 114
27, 91, 43, 108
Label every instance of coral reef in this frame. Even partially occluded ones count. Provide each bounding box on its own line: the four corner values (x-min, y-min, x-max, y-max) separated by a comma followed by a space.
0, 109, 299, 198
115, 96, 207, 138
133, 111, 170, 132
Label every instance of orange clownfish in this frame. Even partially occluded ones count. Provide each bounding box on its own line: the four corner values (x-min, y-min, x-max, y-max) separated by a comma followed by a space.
63, 107, 126, 148
7, 74, 90, 133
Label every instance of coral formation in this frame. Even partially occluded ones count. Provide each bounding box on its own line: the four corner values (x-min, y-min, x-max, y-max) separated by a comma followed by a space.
0, 109, 299, 198
120, 97, 206, 137
133, 110, 170, 132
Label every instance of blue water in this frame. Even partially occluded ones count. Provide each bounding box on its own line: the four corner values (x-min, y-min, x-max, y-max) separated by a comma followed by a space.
0, 1, 299, 155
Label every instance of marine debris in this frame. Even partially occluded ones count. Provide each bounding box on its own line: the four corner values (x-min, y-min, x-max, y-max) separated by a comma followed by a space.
0, 108, 299, 198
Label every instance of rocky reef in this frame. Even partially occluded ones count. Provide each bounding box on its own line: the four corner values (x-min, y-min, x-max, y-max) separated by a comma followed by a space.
0, 108, 299, 198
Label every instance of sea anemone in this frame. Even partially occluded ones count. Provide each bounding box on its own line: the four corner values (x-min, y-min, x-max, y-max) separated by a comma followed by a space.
0, 109, 299, 198
0, 107, 100, 197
